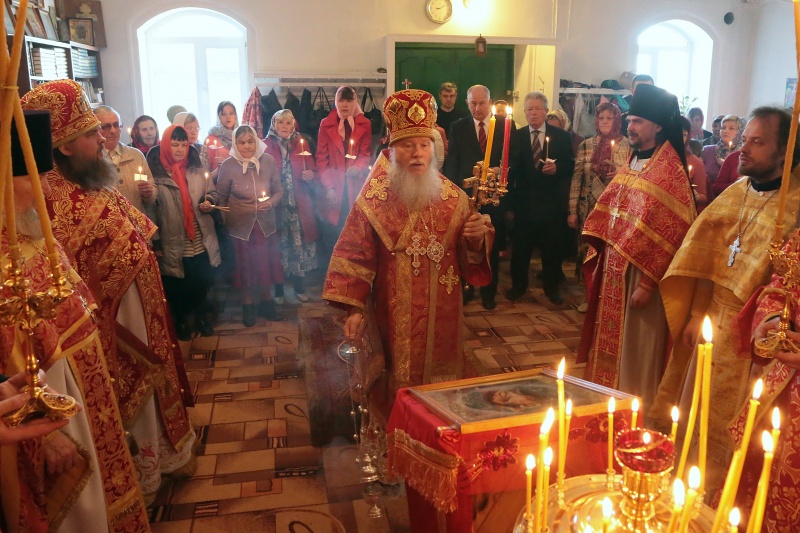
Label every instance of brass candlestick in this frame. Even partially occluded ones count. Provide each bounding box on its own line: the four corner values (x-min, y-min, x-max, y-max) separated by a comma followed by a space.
753, 233, 800, 359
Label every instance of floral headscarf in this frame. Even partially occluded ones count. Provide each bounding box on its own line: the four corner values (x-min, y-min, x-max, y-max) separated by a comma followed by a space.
230, 125, 267, 174
590, 102, 623, 179
131, 114, 159, 155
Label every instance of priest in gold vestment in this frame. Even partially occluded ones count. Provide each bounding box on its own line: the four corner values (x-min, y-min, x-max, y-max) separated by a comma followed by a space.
577, 85, 696, 409
323, 89, 493, 418
649, 106, 800, 495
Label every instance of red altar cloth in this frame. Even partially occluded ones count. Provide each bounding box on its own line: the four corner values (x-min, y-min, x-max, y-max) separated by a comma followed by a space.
387, 388, 633, 532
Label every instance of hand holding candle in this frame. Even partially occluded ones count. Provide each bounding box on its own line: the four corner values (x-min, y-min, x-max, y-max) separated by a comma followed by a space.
258, 191, 269, 203
134, 166, 147, 182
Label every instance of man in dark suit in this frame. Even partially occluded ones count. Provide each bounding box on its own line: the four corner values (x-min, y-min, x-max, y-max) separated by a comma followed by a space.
506, 91, 575, 304
443, 84, 506, 309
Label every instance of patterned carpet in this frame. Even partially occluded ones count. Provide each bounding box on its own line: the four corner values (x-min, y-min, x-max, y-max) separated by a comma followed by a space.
148, 256, 587, 533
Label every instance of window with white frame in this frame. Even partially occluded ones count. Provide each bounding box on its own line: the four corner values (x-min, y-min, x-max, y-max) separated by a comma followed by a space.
637, 20, 713, 121
137, 8, 247, 138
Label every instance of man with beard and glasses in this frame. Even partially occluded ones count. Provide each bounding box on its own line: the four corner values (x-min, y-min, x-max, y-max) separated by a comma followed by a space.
1, 110, 151, 532
649, 106, 800, 496
21, 80, 196, 505
323, 89, 494, 421
577, 84, 696, 412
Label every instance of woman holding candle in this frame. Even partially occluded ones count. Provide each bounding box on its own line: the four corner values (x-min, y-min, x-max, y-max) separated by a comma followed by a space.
204, 101, 240, 172
217, 125, 285, 326
263, 109, 319, 304
679, 117, 710, 212
701, 115, 745, 185
147, 125, 220, 340
315, 86, 372, 255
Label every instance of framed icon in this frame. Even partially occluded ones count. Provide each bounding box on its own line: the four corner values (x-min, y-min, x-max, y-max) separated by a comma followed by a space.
68, 17, 92, 46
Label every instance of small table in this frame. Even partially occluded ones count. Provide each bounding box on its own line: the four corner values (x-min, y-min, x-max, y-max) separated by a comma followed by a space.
387, 369, 635, 532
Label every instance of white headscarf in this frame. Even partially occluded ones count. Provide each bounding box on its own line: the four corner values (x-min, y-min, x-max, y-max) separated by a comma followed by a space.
230, 125, 267, 174
172, 111, 193, 127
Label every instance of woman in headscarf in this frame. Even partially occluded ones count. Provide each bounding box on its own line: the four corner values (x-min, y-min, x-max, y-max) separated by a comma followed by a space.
315, 86, 372, 254
217, 125, 284, 326
130, 114, 160, 155
263, 109, 319, 304
701, 114, 745, 185
204, 101, 239, 172
546, 108, 584, 157
147, 125, 220, 340
567, 102, 631, 312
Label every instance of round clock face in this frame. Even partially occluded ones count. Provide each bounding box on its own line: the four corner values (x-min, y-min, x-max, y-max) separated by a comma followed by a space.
426, 0, 453, 24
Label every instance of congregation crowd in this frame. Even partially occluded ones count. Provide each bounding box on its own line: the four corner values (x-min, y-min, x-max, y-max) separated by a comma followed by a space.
1, 67, 799, 533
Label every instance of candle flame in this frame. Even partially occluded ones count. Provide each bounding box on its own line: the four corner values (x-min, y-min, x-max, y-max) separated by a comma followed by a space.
545, 136, 550, 143
642, 431, 651, 445
544, 447, 553, 466
753, 379, 764, 400
350, 139, 354, 145
138, 166, 142, 173
205, 172, 209, 179
762, 430, 774, 453
688, 466, 701, 490
526, 454, 535, 470
688, 165, 693, 173
702, 316, 713, 342
557, 358, 565, 379
673, 479, 685, 507
602, 497, 613, 518
541, 407, 555, 433
566, 399, 572, 416
772, 407, 780, 431
506, 105, 512, 116
300, 138, 304, 144
611, 140, 615, 147
671, 405, 679, 423
608, 397, 615, 413
491, 105, 496, 115
729, 508, 740, 527
632, 398, 639, 413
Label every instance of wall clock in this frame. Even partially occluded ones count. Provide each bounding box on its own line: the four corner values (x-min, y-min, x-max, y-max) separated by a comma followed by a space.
426, 0, 453, 24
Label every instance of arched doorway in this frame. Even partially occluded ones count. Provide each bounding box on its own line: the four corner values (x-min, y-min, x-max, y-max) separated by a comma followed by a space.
637, 20, 713, 120
137, 8, 247, 137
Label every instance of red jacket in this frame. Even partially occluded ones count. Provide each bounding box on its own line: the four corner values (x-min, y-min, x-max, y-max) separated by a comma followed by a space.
315, 109, 372, 225
263, 135, 319, 243
713, 150, 741, 196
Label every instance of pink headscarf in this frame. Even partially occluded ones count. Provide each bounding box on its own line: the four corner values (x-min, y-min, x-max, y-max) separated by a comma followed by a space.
335, 86, 364, 140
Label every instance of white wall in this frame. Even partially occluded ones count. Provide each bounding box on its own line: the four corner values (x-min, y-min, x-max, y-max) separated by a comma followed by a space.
99, 0, 770, 127
748, 1, 797, 111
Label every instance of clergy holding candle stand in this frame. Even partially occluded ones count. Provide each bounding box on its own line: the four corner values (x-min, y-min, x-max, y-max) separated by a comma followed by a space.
442, 84, 512, 310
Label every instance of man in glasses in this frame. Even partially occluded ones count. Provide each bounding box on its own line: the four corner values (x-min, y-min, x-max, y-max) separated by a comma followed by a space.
94, 105, 155, 216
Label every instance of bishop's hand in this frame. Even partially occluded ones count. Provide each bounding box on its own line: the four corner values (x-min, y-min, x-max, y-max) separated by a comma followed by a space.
754, 317, 800, 369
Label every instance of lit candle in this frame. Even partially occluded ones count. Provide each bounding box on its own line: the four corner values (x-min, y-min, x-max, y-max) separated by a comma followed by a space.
541, 447, 553, 528
545, 136, 550, 161
500, 105, 512, 186
205, 171, 209, 181
611, 139, 615, 150
678, 466, 701, 532
665, 479, 685, 533
699, 316, 714, 493
631, 398, 639, 429
771, 407, 781, 446
729, 141, 733, 151
534, 408, 555, 533
525, 454, 535, 523
556, 358, 566, 493
602, 497, 612, 533
258, 190, 269, 203
607, 397, 615, 474
300, 138, 308, 170
741, 379, 764, 454
481, 106, 497, 184
127, 127, 132, 137
349, 138, 355, 157
688, 164, 693, 175
746, 432, 775, 533
670, 406, 679, 443
677, 333, 705, 481
729, 508, 741, 533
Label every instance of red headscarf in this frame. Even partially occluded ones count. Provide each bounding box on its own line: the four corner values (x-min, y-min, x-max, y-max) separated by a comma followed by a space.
131, 114, 159, 155
159, 125, 195, 240
589, 102, 623, 179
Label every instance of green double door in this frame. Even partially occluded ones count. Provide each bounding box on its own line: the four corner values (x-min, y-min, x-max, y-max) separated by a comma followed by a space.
395, 43, 515, 115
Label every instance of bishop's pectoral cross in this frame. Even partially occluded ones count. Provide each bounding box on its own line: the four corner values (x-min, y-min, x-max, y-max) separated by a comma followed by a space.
727, 237, 742, 267
406, 234, 425, 276
402, 78, 412, 89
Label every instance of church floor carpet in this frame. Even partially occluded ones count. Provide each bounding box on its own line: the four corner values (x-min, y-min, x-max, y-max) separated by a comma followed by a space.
149, 256, 586, 532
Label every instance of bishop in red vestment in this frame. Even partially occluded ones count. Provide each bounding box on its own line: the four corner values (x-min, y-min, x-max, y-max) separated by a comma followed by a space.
323, 89, 494, 418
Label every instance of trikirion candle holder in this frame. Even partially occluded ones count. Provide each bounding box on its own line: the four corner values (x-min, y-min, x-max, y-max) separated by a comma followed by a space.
754, 233, 800, 359
462, 163, 507, 211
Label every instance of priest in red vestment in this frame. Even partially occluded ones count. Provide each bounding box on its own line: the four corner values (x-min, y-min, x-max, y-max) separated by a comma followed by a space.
21, 80, 196, 503
730, 229, 800, 531
322, 89, 494, 419
578, 84, 696, 408
0, 111, 151, 532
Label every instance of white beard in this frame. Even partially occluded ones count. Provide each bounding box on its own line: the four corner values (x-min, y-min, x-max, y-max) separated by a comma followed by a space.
387, 154, 442, 212
15, 208, 44, 240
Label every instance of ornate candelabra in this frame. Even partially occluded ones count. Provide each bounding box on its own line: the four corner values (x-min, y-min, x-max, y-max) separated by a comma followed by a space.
0, 0, 78, 426
462, 162, 508, 210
